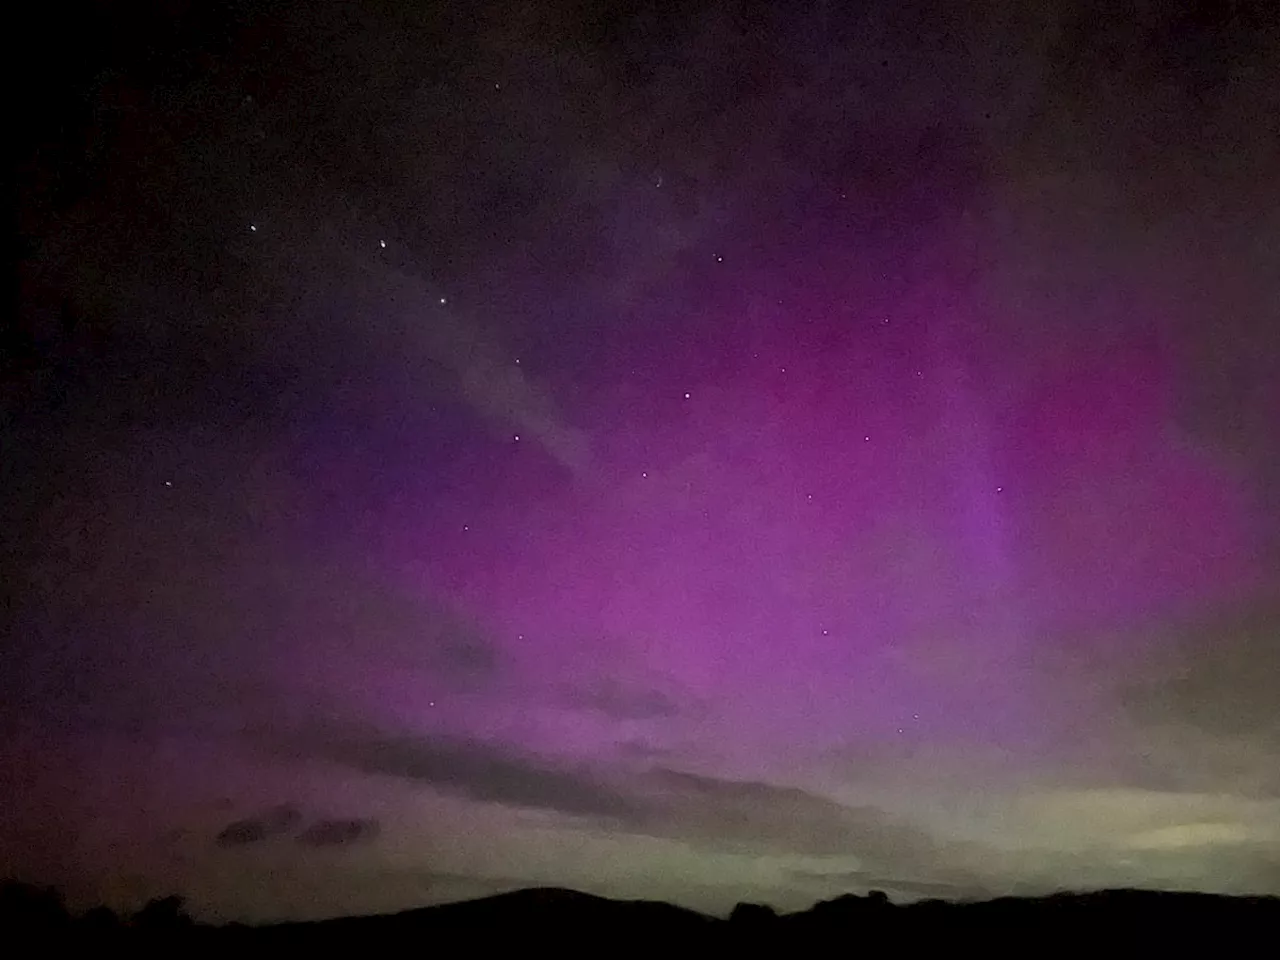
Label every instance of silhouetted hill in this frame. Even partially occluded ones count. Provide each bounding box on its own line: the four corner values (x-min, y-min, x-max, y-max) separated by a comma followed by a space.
247, 886, 720, 947
4, 880, 1279, 947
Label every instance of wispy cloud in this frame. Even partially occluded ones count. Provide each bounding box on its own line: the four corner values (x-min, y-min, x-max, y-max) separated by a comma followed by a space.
264, 718, 641, 820
297, 818, 382, 847
214, 804, 302, 847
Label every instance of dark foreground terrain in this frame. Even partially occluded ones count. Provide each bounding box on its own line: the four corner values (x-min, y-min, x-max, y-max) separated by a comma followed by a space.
4, 881, 1278, 950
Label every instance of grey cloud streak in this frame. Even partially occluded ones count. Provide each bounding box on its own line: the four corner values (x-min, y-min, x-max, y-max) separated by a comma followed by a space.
565, 678, 688, 721
297, 818, 382, 847
265, 719, 642, 820
215, 804, 303, 848
628, 768, 951, 867
1115, 595, 1280, 801
263, 715, 961, 875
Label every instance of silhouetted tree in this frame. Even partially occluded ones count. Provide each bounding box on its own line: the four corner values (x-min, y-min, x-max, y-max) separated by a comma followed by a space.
132, 895, 193, 930
80, 905, 121, 931
729, 901, 778, 926
0, 881, 70, 930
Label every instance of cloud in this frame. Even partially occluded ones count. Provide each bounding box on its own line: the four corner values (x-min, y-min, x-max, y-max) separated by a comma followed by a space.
244, 214, 594, 477
1119, 595, 1280, 798
4, 525, 507, 738
1131, 598, 1280, 740
269, 719, 641, 820
297, 818, 381, 847
627, 768, 947, 867
566, 678, 684, 721
215, 819, 267, 848
214, 804, 303, 847
261, 715, 950, 869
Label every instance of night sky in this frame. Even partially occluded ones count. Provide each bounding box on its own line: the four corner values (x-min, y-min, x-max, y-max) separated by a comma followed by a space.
7, 0, 1280, 922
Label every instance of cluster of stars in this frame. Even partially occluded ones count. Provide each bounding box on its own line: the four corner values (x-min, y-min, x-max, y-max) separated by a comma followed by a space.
245, 220, 1014, 588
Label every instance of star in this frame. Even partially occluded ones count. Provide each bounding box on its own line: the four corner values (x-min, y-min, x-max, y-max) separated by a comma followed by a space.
683, 392, 690, 399
715, 255, 723, 262
379, 239, 386, 248
513, 434, 520, 441
864, 436, 870, 442
439, 297, 447, 304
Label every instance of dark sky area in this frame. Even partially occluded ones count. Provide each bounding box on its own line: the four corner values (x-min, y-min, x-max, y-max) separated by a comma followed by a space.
5, 0, 1280, 922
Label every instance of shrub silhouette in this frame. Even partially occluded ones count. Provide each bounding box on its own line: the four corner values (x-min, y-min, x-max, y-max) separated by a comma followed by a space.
0, 881, 70, 930
132, 895, 193, 930
729, 902, 778, 926
81, 905, 122, 931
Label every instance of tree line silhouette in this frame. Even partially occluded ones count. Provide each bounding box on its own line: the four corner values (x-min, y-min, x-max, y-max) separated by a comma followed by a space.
3, 878, 1277, 947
